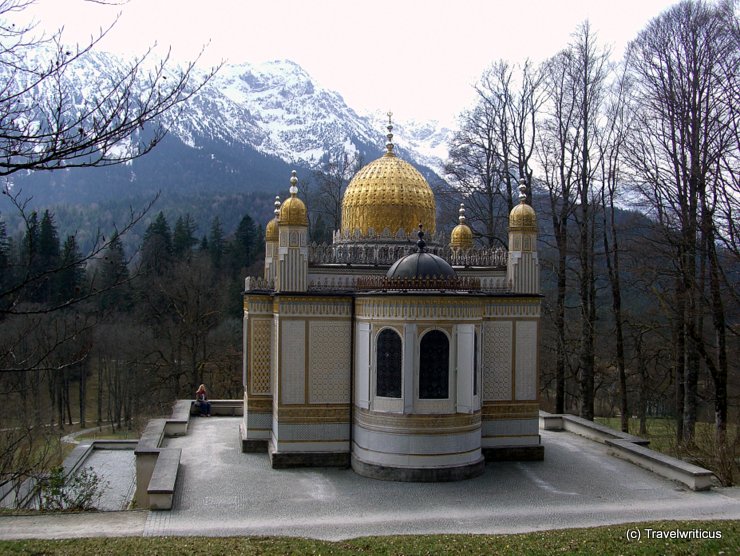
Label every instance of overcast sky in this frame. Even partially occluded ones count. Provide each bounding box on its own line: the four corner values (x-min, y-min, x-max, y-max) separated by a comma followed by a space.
21, 0, 678, 126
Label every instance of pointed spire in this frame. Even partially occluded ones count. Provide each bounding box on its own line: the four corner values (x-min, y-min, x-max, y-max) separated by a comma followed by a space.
290, 170, 299, 196
518, 177, 528, 204
416, 223, 426, 252
385, 111, 395, 156
458, 203, 467, 224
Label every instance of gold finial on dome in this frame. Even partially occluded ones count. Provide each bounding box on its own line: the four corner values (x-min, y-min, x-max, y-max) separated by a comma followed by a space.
509, 178, 537, 232
265, 195, 281, 242
518, 177, 528, 203
385, 111, 395, 156
450, 203, 473, 249
279, 170, 308, 226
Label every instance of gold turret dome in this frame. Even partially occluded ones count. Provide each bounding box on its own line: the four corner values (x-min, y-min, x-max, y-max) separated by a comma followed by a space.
265, 196, 281, 242
509, 179, 537, 232
450, 203, 473, 249
279, 171, 308, 226
341, 115, 436, 237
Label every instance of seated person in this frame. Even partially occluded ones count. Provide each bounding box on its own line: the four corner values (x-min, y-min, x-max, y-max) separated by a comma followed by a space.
195, 384, 212, 417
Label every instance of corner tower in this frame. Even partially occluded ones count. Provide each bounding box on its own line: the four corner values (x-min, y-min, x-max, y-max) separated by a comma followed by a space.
506, 179, 539, 295
276, 171, 308, 293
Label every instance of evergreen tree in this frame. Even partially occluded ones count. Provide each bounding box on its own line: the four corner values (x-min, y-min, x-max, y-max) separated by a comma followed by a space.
99, 231, 132, 312
229, 214, 258, 274
141, 211, 173, 276
21, 211, 40, 279
208, 216, 225, 271
172, 214, 198, 260
56, 235, 85, 304
23, 210, 60, 302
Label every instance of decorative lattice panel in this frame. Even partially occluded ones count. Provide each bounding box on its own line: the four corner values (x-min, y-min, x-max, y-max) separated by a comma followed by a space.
250, 319, 272, 395
482, 321, 512, 401
308, 321, 351, 404
515, 321, 537, 400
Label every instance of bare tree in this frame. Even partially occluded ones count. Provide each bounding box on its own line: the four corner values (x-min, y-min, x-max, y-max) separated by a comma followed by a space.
445, 60, 543, 248
0, 0, 218, 175
598, 66, 632, 431
625, 0, 738, 444
307, 148, 362, 241
537, 22, 611, 419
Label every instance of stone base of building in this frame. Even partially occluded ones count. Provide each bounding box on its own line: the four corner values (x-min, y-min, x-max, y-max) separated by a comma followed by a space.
268, 447, 351, 469
240, 421, 268, 453
482, 445, 544, 462
351, 456, 485, 482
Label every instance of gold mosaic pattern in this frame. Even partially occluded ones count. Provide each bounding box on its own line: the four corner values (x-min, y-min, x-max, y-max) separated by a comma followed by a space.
354, 407, 480, 434
250, 319, 272, 395
274, 296, 352, 317
355, 296, 482, 321
341, 153, 436, 236
482, 299, 541, 318
276, 405, 350, 424
481, 402, 539, 420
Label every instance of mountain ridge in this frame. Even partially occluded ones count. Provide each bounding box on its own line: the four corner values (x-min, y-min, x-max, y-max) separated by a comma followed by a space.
1, 51, 454, 247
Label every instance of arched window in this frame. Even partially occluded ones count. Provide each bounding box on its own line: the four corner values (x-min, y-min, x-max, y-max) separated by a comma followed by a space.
376, 329, 402, 398
419, 330, 449, 399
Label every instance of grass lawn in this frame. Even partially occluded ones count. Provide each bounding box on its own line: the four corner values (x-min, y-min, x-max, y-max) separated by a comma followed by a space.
0, 521, 736, 555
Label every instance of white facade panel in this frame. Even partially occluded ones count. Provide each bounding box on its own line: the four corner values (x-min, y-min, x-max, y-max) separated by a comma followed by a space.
281, 320, 305, 404
515, 321, 537, 400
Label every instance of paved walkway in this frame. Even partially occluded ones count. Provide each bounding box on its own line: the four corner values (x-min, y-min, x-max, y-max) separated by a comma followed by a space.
1, 417, 739, 540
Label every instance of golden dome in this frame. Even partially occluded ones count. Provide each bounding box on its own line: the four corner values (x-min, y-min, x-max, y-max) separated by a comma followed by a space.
509, 202, 537, 231
279, 171, 308, 227
341, 116, 435, 237
509, 178, 537, 232
450, 203, 473, 249
341, 152, 436, 236
265, 196, 281, 242
266, 217, 279, 242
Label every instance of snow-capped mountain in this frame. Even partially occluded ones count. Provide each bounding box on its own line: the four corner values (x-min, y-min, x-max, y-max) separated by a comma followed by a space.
134, 56, 450, 173
171, 58, 452, 174
3, 50, 455, 241
7, 48, 453, 180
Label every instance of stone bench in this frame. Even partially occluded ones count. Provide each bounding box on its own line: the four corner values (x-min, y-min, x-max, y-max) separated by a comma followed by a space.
560, 414, 650, 446
165, 400, 193, 436
189, 399, 243, 417
540, 411, 715, 491
606, 438, 715, 491
134, 419, 168, 508
147, 448, 182, 510
135, 399, 243, 510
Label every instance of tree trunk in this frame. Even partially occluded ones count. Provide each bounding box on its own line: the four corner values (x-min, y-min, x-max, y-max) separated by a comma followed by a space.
673, 282, 685, 443
79, 362, 87, 428
555, 218, 567, 414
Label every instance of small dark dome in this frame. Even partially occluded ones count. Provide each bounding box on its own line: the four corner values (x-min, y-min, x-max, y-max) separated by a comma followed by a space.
386, 251, 456, 279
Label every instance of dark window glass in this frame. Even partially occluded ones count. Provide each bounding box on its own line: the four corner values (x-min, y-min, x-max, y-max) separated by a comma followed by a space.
419, 330, 449, 399
376, 329, 402, 398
